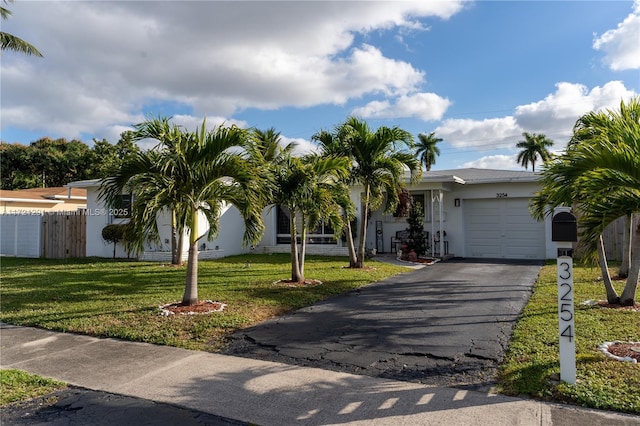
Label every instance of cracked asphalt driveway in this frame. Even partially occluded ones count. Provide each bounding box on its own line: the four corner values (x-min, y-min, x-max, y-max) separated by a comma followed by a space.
222, 259, 543, 391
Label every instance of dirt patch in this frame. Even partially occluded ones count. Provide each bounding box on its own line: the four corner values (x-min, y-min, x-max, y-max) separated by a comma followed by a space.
159, 300, 226, 316
272, 279, 323, 287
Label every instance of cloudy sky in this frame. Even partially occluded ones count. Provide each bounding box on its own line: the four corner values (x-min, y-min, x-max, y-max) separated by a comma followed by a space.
2, 0, 639, 170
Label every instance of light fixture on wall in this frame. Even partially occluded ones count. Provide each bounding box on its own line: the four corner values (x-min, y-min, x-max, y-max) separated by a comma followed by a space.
454, 198, 460, 207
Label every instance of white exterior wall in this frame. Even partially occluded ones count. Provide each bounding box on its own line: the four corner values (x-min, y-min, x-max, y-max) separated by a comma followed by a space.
85, 187, 130, 258
86, 186, 254, 260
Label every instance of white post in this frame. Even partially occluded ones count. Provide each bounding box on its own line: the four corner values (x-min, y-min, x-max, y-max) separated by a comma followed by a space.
557, 241, 576, 384
554, 205, 577, 385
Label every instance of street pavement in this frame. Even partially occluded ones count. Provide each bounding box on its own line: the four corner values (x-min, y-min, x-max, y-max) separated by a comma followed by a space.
2, 259, 640, 425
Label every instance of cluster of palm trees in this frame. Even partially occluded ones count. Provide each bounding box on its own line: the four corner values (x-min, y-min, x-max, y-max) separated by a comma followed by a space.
100, 116, 427, 305
531, 97, 640, 306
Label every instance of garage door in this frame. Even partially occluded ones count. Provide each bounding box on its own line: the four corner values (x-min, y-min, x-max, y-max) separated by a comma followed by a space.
464, 198, 545, 259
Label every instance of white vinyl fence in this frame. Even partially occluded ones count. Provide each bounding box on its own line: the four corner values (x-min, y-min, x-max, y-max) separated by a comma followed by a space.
0, 214, 42, 258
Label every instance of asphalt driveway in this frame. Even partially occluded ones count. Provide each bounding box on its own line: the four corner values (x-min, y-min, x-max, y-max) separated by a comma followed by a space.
222, 259, 544, 391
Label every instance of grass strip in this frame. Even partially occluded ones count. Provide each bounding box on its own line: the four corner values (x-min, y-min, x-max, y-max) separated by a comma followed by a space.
0, 369, 66, 406
498, 262, 640, 414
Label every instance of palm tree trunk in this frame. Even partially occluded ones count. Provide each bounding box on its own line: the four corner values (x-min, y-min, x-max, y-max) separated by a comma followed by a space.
345, 217, 357, 267
620, 213, 639, 306
290, 211, 302, 282
299, 219, 307, 279
356, 185, 370, 268
619, 214, 631, 278
597, 235, 619, 304
182, 208, 199, 306
171, 209, 181, 265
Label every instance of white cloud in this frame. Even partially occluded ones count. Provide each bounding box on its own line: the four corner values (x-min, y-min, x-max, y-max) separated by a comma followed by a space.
1, 1, 463, 141
461, 154, 520, 170
437, 81, 637, 152
593, 0, 640, 71
281, 137, 319, 157
514, 81, 637, 144
352, 93, 451, 121
435, 117, 521, 150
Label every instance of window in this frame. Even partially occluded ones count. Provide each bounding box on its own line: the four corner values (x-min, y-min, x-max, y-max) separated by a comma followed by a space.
109, 194, 132, 223
276, 205, 336, 245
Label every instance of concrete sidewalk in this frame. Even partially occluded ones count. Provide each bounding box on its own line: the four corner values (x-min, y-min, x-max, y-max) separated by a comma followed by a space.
2, 324, 638, 425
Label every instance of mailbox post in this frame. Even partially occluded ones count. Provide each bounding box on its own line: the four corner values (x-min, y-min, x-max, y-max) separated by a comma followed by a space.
552, 207, 578, 385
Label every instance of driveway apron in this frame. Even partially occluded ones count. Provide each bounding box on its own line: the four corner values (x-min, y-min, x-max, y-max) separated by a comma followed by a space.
222, 259, 543, 391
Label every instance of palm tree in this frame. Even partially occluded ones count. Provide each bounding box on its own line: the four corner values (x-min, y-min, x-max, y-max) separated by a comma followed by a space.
313, 129, 358, 267
415, 132, 442, 171
271, 153, 350, 282
516, 132, 554, 172
100, 117, 265, 306
531, 97, 640, 305
316, 117, 421, 268
1, 1, 42, 57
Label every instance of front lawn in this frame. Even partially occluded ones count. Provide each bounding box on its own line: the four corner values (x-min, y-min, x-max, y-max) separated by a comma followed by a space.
498, 262, 640, 414
0, 369, 66, 406
0, 254, 408, 351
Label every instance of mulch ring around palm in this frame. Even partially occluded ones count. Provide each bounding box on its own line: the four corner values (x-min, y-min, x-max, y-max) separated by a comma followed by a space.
599, 341, 640, 363
159, 300, 226, 316
272, 279, 323, 287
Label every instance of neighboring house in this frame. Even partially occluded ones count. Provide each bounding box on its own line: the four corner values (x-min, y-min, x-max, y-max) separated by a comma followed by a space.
0, 187, 87, 258
67, 168, 555, 261
0, 187, 86, 213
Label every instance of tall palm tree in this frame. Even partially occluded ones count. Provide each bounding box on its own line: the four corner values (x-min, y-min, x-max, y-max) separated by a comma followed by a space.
313, 129, 358, 267
531, 97, 640, 305
316, 117, 421, 268
516, 132, 554, 172
415, 132, 442, 171
100, 117, 265, 306
1, 1, 42, 57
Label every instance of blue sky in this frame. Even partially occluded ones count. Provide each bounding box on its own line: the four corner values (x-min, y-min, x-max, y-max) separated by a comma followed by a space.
2, 1, 638, 171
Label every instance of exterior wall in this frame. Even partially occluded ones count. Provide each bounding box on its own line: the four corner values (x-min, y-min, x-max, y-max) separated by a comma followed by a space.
85, 186, 254, 260
0, 214, 42, 257
85, 187, 130, 258
367, 180, 554, 259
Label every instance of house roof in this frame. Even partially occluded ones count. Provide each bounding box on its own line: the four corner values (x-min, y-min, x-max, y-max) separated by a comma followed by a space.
0, 187, 87, 202
65, 179, 102, 189
422, 168, 539, 184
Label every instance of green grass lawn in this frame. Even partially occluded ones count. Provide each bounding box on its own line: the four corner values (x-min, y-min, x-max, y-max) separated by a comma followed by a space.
0, 369, 66, 406
498, 262, 640, 414
0, 254, 408, 351
2, 255, 638, 413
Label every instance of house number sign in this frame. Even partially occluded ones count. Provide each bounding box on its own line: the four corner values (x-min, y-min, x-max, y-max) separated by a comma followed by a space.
552, 207, 578, 385
557, 250, 576, 384
496, 193, 508, 198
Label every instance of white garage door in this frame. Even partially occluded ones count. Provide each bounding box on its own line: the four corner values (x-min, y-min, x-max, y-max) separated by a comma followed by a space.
464, 198, 545, 259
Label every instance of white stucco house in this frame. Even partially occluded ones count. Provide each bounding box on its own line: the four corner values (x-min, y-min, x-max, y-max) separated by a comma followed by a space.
66, 168, 555, 261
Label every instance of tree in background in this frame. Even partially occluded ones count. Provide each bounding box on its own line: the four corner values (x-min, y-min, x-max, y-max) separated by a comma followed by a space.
415, 132, 442, 171
1, 131, 141, 190
516, 132, 554, 172
531, 97, 640, 305
0, 0, 42, 57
